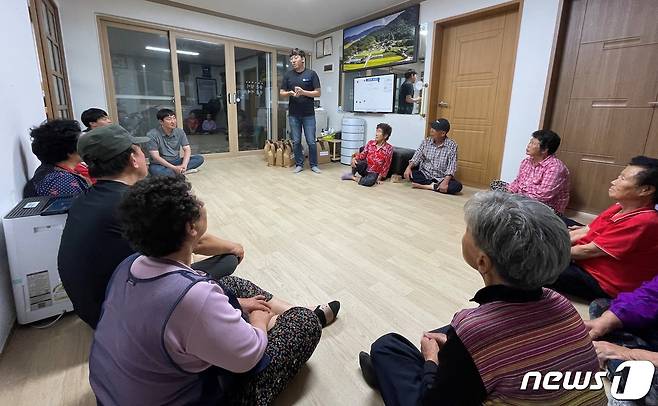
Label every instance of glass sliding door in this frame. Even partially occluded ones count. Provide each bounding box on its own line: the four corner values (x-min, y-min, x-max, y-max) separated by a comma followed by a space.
104, 23, 175, 136
233, 46, 273, 151
276, 51, 290, 140
101, 19, 280, 155
174, 37, 229, 154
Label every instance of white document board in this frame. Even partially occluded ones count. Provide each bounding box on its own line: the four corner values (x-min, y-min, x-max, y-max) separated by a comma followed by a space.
353, 74, 395, 113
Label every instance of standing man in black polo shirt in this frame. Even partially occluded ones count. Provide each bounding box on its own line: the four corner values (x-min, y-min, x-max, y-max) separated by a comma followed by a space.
58, 124, 244, 329
398, 69, 421, 114
280, 48, 322, 174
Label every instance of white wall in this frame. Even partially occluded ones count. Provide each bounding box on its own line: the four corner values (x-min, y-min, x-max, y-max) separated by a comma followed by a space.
58, 0, 314, 122
499, 0, 560, 180
316, 0, 561, 181
0, 0, 45, 352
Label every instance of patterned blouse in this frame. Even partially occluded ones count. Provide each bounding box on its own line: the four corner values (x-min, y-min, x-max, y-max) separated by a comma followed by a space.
507, 155, 570, 213
355, 140, 394, 178
24, 164, 89, 198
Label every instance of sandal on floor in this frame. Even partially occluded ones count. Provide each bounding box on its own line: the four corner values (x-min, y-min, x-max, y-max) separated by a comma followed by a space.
313, 300, 340, 327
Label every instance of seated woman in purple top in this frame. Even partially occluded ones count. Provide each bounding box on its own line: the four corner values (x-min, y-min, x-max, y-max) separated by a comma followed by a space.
586, 276, 658, 404
23, 119, 89, 198
89, 175, 340, 406
201, 113, 217, 133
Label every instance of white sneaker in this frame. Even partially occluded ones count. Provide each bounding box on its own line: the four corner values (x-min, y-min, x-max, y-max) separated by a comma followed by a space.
184, 168, 199, 175
293, 166, 303, 173
311, 166, 322, 174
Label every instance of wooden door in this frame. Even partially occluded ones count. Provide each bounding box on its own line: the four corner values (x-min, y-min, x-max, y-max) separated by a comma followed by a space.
548, 0, 658, 213
434, 8, 519, 187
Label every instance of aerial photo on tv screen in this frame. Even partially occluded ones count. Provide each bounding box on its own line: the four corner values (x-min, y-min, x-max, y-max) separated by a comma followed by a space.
342, 5, 419, 72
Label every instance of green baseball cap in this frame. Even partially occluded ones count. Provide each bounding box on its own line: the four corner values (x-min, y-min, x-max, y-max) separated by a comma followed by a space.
78, 124, 150, 162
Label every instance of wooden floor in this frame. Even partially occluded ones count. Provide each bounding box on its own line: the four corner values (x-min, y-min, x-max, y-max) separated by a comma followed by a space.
0, 155, 591, 405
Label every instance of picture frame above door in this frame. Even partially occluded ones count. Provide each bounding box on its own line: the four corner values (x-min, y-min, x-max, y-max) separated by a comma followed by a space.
316, 39, 324, 59
196, 77, 217, 104
323, 37, 333, 56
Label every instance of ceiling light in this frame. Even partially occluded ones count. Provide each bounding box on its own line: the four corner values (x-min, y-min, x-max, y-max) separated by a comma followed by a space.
176, 50, 200, 56
183, 38, 218, 45
145, 46, 170, 53
145, 46, 199, 56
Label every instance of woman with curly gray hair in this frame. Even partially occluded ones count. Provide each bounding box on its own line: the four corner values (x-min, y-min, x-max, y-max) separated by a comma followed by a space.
359, 191, 606, 405
89, 175, 339, 405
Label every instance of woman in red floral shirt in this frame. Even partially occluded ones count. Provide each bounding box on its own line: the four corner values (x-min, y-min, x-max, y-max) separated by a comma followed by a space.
341, 123, 394, 187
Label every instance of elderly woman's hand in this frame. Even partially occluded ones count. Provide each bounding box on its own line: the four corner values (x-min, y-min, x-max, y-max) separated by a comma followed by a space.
420, 336, 439, 364
249, 309, 275, 333
584, 310, 623, 340
569, 225, 589, 244
238, 295, 270, 313
420, 332, 446, 364
593, 341, 634, 368
424, 332, 447, 346
230, 242, 245, 264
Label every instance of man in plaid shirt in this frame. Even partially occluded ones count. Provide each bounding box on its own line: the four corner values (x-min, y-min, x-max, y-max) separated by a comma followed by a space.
490, 130, 570, 214
404, 119, 463, 194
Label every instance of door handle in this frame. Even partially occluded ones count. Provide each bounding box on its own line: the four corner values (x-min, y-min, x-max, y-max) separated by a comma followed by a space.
649, 101, 658, 106
227, 93, 233, 105
438, 101, 449, 108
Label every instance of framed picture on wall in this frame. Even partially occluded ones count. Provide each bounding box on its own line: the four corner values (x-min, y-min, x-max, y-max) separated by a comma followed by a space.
196, 77, 217, 104
316, 39, 324, 59
323, 37, 333, 57
111, 55, 128, 69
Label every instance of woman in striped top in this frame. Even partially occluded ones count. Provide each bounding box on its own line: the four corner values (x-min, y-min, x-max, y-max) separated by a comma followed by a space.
359, 191, 607, 405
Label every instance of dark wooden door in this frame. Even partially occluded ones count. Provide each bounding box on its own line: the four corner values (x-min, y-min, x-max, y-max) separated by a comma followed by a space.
548, 0, 658, 213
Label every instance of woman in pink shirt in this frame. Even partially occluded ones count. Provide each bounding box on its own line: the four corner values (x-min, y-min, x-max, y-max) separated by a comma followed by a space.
89, 175, 340, 405
491, 130, 570, 214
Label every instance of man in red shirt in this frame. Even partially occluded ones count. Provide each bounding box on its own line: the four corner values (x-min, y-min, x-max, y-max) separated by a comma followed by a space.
547, 156, 658, 300
341, 123, 393, 187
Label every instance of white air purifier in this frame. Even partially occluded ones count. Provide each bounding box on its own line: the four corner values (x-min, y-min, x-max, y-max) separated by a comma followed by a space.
340, 117, 366, 165
3, 196, 74, 324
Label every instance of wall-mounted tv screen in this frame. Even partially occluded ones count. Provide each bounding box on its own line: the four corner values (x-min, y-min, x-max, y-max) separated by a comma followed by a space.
353, 74, 395, 113
342, 5, 419, 72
